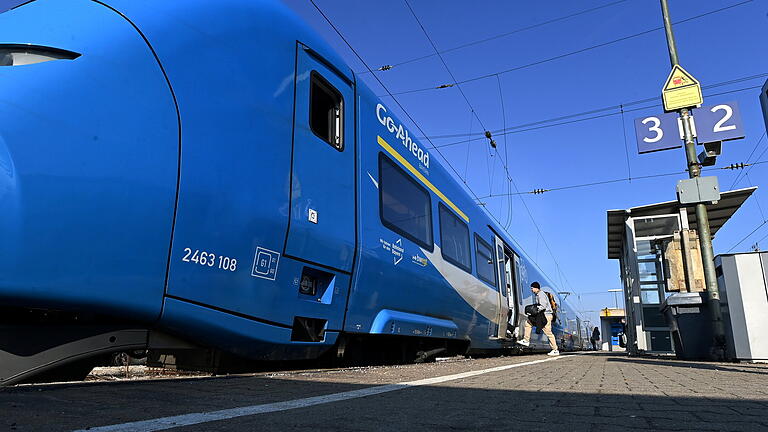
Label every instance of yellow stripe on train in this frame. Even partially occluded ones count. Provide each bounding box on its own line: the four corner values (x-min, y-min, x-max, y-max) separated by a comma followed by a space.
377, 135, 469, 223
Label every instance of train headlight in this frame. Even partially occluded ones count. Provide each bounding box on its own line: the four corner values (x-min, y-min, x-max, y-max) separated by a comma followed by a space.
0, 44, 79, 66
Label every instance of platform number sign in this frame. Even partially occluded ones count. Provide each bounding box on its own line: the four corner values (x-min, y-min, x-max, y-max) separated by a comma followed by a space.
634, 101, 745, 154
694, 102, 745, 144
634, 112, 682, 154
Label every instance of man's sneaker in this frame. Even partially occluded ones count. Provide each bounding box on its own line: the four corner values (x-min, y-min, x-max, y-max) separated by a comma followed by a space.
517, 339, 530, 347
547, 349, 560, 356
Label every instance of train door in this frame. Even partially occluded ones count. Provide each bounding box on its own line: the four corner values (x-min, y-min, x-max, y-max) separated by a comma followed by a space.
576, 318, 583, 349
513, 254, 526, 330
505, 249, 519, 332
285, 44, 355, 272
493, 236, 509, 338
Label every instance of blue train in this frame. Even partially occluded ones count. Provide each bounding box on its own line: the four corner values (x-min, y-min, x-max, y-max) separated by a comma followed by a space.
0, 0, 587, 384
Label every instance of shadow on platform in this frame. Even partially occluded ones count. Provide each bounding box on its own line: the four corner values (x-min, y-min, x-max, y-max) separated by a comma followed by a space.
2, 359, 767, 432
606, 355, 768, 376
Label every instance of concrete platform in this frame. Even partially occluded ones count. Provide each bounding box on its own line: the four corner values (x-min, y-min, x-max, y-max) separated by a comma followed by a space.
2, 352, 768, 431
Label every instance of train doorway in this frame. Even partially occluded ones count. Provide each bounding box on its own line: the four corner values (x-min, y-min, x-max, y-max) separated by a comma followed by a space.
493, 236, 519, 339
285, 44, 356, 273
505, 249, 519, 332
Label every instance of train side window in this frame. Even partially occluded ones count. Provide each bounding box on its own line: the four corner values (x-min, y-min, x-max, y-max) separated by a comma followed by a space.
309, 71, 343, 151
379, 154, 433, 251
474, 234, 496, 287
438, 203, 471, 272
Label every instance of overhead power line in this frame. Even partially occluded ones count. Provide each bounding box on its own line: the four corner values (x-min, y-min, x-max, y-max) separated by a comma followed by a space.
421, 72, 767, 141
427, 82, 764, 150
729, 131, 767, 190
402, 0, 488, 133
480, 161, 768, 198
382, 0, 753, 97
358, 0, 628, 74
402, 0, 578, 296
727, 220, 768, 253
309, 0, 583, 305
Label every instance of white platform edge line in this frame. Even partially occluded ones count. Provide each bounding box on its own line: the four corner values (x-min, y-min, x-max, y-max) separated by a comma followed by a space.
73, 355, 569, 432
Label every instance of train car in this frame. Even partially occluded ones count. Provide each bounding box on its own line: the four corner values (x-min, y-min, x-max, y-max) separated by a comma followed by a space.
0, 0, 585, 385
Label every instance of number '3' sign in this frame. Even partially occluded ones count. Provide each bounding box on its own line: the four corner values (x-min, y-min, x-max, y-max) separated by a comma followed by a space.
634, 112, 682, 154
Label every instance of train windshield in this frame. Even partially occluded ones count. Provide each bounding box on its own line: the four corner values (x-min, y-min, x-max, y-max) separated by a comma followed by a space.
0, 0, 30, 14
0, 44, 79, 66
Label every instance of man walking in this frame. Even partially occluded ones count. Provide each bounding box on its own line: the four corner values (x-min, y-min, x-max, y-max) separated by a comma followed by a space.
518, 282, 559, 356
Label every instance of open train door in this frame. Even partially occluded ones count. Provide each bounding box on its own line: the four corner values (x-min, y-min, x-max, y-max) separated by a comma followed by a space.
505, 249, 520, 334
493, 236, 510, 339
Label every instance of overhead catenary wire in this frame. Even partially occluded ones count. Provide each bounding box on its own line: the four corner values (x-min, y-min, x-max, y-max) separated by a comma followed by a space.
401, 0, 580, 299
750, 223, 768, 250
421, 72, 768, 141
497, 75, 513, 229
744, 172, 767, 222
382, 0, 753, 97
403, 0, 488, 132
619, 104, 632, 181
425, 80, 766, 150
428, 85, 763, 151
309, 0, 584, 309
729, 131, 767, 190
727, 220, 768, 253
479, 161, 768, 198
358, 0, 628, 74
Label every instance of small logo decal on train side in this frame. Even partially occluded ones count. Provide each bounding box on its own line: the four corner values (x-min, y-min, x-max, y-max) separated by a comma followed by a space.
251, 247, 280, 280
380, 237, 404, 265
411, 253, 428, 267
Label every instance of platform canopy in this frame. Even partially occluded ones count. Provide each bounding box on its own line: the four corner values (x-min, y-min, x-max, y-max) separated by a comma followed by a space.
607, 187, 756, 259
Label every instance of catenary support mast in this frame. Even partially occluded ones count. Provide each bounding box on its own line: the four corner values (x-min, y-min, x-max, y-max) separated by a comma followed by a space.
660, 0, 726, 359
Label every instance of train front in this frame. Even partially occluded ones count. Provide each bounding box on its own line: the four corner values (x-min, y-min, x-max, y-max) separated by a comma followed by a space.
0, 0, 178, 383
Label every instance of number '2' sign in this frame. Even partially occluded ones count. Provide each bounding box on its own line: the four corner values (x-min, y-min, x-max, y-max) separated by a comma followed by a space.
694, 101, 745, 144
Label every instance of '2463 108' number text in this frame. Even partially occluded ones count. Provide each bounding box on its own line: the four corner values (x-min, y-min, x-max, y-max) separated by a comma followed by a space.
182, 248, 237, 272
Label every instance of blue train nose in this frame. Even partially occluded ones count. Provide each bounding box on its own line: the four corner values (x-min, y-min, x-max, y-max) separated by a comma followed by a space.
0, 0, 179, 322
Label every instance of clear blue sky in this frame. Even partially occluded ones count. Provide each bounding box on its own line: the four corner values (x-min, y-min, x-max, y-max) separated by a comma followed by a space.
285, 0, 768, 326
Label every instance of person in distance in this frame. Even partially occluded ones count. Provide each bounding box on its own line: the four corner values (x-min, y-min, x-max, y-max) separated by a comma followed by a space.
517, 281, 559, 356
590, 326, 600, 351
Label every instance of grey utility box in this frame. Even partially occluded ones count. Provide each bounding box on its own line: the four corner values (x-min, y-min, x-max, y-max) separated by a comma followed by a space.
676, 176, 720, 205
661, 292, 713, 360
716, 252, 768, 362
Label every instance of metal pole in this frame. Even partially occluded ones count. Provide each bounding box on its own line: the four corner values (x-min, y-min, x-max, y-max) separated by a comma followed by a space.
660, 0, 726, 360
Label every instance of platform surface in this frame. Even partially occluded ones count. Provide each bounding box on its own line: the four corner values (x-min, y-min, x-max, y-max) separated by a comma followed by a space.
2, 352, 768, 431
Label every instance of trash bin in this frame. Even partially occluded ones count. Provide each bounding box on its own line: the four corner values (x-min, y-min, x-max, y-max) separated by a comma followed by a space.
661, 292, 713, 360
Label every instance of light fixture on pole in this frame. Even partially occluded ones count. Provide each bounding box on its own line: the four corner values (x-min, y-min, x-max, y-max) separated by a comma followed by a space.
608, 289, 623, 309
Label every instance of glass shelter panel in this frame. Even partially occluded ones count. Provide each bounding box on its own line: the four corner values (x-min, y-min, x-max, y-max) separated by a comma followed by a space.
633, 216, 680, 238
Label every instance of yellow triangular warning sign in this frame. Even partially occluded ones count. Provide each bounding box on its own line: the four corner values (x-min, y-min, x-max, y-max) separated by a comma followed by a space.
663, 65, 699, 90
662, 65, 702, 111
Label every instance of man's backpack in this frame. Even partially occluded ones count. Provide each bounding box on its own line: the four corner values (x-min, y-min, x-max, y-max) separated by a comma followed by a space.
544, 291, 558, 314
544, 291, 559, 321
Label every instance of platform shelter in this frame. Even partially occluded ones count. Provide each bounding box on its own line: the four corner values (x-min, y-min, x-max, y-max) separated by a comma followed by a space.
599, 308, 625, 352
606, 187, 755, 356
